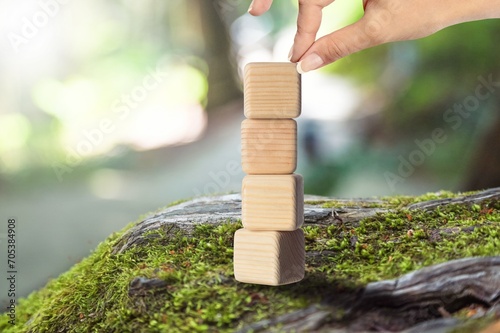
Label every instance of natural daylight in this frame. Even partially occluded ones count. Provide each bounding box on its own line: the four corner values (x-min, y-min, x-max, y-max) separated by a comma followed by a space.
0, 0, 499, 332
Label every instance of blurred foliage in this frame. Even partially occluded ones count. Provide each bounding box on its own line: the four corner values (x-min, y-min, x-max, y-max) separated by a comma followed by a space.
0, 1, 214, 180
332, 20, 500, 192
331, 20, 500, 131
1, 0, 498, 195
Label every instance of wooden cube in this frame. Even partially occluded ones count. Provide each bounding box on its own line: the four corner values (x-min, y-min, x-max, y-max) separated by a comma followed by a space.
233, 228, 305, 286
242, 174, 303, 231
244, 62, 301, 119
241, 119, 296, 174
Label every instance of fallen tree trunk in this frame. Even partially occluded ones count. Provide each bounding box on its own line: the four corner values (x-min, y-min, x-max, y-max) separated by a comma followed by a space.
240, 256, 500, 333
109, 188, 500, 332
1, 188, 499, 333
113, 195, 390, 254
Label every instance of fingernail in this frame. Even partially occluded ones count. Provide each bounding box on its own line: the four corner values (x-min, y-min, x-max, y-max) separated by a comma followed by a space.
247, 0, 254, 12
297, 53, 323, 74
288, 46, 294, 61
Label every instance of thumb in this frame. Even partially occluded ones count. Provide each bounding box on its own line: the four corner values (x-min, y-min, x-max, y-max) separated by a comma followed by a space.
297, 19, 380, 73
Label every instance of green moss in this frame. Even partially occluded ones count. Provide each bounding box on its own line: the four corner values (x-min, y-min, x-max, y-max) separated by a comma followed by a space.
312, 190, 461, 210
165, 199, 189, 208
320, 200, 389, 209
306, 200, 499, 284
304, 199, 330, 206
450, 316, 497, 333
1, 194, 499, 332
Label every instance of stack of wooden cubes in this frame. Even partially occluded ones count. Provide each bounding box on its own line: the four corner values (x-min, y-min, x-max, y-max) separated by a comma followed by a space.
233, 62, 305, 286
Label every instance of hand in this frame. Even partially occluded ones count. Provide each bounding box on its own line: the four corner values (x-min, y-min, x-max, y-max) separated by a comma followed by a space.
248, 0, 500, 73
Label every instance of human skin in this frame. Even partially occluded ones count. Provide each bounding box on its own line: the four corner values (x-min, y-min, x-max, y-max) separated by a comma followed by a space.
248, 0, 500, 73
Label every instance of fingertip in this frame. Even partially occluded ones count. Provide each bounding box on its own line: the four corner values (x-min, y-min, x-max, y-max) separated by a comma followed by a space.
248, 4, 257, 15
247, 0, 273, 16
291, 31, 317, 63
296, 62, 305, 74
247, 4, 256, 15
296, 53, 324, 74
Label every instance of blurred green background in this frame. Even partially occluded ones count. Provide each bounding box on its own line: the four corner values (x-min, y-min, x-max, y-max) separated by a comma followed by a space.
0, 0, 499, 305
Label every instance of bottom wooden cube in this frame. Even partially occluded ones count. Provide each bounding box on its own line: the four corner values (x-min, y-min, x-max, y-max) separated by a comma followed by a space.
233, 228, 305, 286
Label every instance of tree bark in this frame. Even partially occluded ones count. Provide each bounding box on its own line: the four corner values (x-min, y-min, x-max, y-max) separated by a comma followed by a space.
112, 188, 500, 332
237, 257, 500, 333
198, 0, 242, 112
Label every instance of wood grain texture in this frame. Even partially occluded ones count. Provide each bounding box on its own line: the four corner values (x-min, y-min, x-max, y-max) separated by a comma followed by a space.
241, 118, 297, 174
244, 62, 301, 119
242, 174, 304, 231
233, 228, 305, 286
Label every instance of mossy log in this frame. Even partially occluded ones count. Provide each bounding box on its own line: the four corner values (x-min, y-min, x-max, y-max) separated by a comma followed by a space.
1, 189, 499, 333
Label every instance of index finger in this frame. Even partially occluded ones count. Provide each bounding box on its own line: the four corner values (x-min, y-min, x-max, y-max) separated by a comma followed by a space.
290, 2, 327, 62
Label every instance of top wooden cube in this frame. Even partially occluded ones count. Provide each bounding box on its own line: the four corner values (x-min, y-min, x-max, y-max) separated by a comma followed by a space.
244, 63, 301, 119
